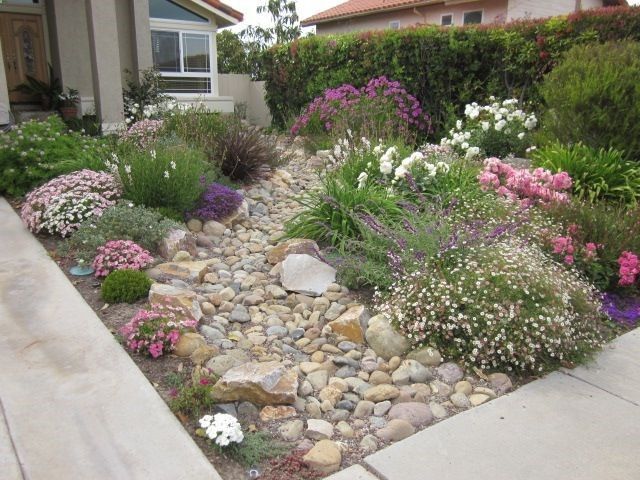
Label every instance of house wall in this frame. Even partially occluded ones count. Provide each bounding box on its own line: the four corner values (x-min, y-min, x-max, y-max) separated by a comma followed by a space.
0, 37, 10, 120
218, 74, 271, 127
316, 0, 509, 35
47, 0, 95, 112
115, 0, 136, 81
506, 0, 602, 20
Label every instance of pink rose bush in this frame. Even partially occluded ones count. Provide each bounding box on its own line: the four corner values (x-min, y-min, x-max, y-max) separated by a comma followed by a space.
618, 251, 639, 287
120, 119, 164, 148
479, 158, 572, 205
92, 240, 154, 278
120, 303, 198, 358
20, 169, 121, 237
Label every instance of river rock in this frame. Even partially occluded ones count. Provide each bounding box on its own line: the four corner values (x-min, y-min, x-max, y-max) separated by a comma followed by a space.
375, 419, 415, 442
388, 402, 434, 428
365, 315, 409, 360
407, 346, 442, 367
202, 220, 226, 237
205, 351, 250, 376
173, 332, 206, 357
363, 385, 400, 402
303, 439, 342, 474
279, 419, 304, 442
437, 362, 464, 384
305, 419, 334, 440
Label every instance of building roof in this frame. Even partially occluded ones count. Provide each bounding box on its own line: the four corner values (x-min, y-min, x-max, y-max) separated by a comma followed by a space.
301, 0, 439, 26
301, 0, 629, 26
202, 0, 244, 22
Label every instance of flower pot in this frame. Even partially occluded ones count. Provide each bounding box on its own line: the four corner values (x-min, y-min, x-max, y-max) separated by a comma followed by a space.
60, 106, 78, 120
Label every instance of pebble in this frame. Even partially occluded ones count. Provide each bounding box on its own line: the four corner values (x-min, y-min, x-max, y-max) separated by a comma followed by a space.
450, 392, 472, 408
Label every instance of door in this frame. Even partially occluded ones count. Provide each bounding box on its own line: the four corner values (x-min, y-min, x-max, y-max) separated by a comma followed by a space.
0, 13, 48, 103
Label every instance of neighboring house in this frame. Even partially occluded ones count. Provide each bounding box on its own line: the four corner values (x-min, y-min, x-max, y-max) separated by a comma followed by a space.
0, 0, 243, 131
301, 0, 628, 35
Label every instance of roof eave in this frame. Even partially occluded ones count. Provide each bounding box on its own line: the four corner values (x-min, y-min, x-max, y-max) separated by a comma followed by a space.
301, 1, 440, 27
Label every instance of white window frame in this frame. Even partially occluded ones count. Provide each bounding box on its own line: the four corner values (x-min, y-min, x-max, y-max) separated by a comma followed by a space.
440, 13, 454, 26
150, 27, 215, 96
389, 20, 400, 30
462, 9, 484, 25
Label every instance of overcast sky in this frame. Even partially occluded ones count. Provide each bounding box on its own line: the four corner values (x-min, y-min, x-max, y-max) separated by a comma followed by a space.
223, 0, 640, 32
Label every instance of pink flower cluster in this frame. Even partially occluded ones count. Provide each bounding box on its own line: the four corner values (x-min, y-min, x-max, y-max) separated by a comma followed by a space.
551, 227, 601, 266
92, 240, 154, 278
618, 251, 639, 286
120, 119, 164, 148
478, 158, 572, 205
119, 303, 198, 358
20, 169, 121, 236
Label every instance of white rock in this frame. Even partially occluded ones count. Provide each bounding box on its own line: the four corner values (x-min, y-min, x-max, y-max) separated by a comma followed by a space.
281, 254, 336, 297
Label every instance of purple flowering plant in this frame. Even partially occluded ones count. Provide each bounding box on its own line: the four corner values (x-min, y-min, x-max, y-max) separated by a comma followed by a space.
190, 181, 243, 222
290, 76, 431, 143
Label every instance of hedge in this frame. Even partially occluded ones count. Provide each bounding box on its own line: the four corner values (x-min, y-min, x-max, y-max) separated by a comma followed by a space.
263, 6, 640, 138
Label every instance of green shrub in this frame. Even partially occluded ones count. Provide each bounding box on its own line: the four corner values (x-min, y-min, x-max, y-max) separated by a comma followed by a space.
539, 40, 640, 161
532, 143, 640, 204
64, 201, 182, 261
101, 269, 152, 304
377, 237, 606, 373
162, 105, 227, 150
220, 431, 289, 467
263, 7, 640, 137
114, 139, 210, 217
212, 120, 280, 182
169, 383, 216, 418
0, 116, 109, 196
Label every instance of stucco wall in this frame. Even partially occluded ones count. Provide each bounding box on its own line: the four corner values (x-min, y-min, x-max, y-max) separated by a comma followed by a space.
506, 0, 602, 20
218, 74, 271, 127
316, 0, 508, 35
115, 0, 135, 81
47, 0, 94, 103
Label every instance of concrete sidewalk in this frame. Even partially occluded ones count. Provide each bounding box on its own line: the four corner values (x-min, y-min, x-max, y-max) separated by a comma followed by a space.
0, 198, 221, 479
330, 328, 640, 480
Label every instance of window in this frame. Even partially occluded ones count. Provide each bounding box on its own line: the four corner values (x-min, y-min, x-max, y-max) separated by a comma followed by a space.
149, 0, 208, 23
463, 10, 483, 25
151, 30, 212, 94
441, 14, 453, 26
389, 20, 400, 30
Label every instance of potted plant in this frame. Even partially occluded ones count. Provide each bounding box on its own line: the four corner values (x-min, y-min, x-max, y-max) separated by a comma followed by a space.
13, 64, 62, 110
58, 87, 80, 120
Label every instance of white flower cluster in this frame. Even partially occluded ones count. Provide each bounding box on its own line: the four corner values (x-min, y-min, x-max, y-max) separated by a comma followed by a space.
328, 129, 373, 166
374, 144, 450, 185
125, 98, 178, 124
441, 98, 538, 159
198, 413, 244, 447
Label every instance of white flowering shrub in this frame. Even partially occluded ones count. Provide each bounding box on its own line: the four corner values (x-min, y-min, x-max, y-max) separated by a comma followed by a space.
441, 98, 537, 160
376, 237, 605, 373
20, 169, 121, 237
198, 414, 244, 447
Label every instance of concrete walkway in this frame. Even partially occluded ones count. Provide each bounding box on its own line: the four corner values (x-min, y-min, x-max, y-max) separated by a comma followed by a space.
330, 328, 640, 480
0, 198, 221, 479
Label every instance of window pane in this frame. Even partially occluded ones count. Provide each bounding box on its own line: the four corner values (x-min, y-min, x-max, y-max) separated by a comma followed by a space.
152, 30, 180, 72
183, 33, 210, 73
160, 77, 211, 94
441, 15, 452, 26
149, 0, 207, 23
463, 11, 483, 24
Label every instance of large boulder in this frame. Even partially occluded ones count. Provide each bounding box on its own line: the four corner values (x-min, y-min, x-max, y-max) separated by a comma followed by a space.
266, 239, 321, 265
365, 315, 409, 360
158, 229, 197, 260
148, 283, 202, 321
327, 305, 368, 343
154, 259, 218, 284
281, 254, 336, 297
211, 362, 298, 405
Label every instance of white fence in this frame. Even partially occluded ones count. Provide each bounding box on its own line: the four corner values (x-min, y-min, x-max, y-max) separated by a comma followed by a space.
218, 74, 271, 128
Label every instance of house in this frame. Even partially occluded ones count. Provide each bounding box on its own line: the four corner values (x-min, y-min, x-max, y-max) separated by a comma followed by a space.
301, 0, 628, 35
0, 0, 243, 131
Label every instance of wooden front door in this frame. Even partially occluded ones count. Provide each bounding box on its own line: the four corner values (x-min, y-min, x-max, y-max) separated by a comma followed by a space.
0, 13, 48, 103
